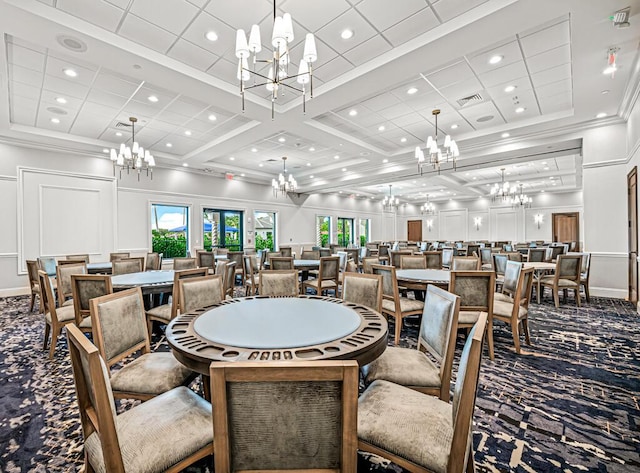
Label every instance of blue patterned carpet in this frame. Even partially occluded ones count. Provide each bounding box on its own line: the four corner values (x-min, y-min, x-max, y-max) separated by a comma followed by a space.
0, 293, 639, 472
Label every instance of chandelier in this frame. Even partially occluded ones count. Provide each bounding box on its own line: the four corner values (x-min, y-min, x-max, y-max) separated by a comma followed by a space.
272, 157, 297, 197
235, 0, 318, 119
490, 168, 515, 202
382, 185, 399, 211
415, 109, 459, 174
512, 184, 532, 208
109, 117, 155, 180
420, 195, 435, 215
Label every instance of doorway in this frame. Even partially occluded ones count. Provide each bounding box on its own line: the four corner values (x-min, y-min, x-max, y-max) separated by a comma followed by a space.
407, 220, 422, 242
628, 167, 638, 303
552, 212, 579, 249
203, 208, 243, 251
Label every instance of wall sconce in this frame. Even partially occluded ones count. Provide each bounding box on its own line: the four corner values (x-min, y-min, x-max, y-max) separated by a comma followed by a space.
473, 217, 482, 231
534, 213, 543, 229
426, 219, 433, 232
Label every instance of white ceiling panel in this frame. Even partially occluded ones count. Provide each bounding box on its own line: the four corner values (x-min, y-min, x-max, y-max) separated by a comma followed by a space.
10, 81, 41, 100
343, 34, 393, 66
382, 7, 440, 46
129, 0, 199, 36
44, 57, 98, 87
431, 0, 489, 22
85, 89, 129, 108
536, 78, 571, 99
119, 14, 177, 53
539, 92, 573, 115
105, 0, 129, 8
42, 75, 89, 99
206, 58, 237, 82
355, 0, 427, 32
313, 55, 354, 82
40, 90, 84, 110
478, 60, 528, 88
315, 8, 377, 54
525, 44, 571, 74
439, 77, 485, 104
458, 101, 505, 128
530, 63, 571, 88
10, 96, 38, 125
79, 101, 120, 117
484, 76, 533, 100
57, 0, 124, 32
92, 72, 141, 97
283, 0, 351, 31
520, 20, 570, 58
181, 11, 237, 57
205, 0, 273, 29
8, 44, 46, 72
426, 61, 476, 89
493, 88, 537, 115
167, 39, 219, 71
468, 40, 523, 75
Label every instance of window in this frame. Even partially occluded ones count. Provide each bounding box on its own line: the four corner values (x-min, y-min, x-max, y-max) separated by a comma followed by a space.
151, 204, 189, 258
337, 217, 354, 247
203, 208, 243, 251
316, 216, 330, 247
254, 211, 276, 251
359, 218, 371, 246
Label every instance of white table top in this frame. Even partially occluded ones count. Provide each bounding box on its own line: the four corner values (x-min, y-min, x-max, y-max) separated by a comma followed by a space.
111, 270, 175, 288
87, 262, 112, 269
265, 259, 320, 268
396, 269, 450, 283
524, 262, 556, 270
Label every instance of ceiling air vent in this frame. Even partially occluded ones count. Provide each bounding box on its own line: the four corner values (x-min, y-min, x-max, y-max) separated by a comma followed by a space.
456, 92, 485, 108
115, 121, 132, 128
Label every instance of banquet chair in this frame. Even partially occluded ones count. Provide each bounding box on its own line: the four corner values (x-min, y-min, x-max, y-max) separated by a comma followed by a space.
494, 260, 521, 302
210, 360, 358, 473
390, 250, 413, 268
90, 287, 196, 400
71, 274, 113, 337
38, 256, 57, 277
109, 252, 130, 262
66, 254, 90, 263
178, 275, 224, 313
300, 249, 320, 260
342, 272, 383, 312
26, 260, 42, 313
279, 246, 293, 257
319, 248, 331, 257
38, 270, 75, 359
358, 313, 487, 473
346, 248, 360, 268
214, 259, 227, 276
242, 255, 259, 295
112, 257, 144, 275
361, 256, 378, 274
424, 251, 443, 269
527, 248, 546, 263
302, 256, 340, 296
573, 252, 591, 302
505, 252, 523, 262
66, 324, 213, 473
493, 253, 509, 290
372, 264, 425, 345
173, 257, 197, 270
479, 248, 493, 270
196, 251, 215, 272
269, 256, 294, 270
227, 251, 245, 282
223, 261, 237, 299
145, 252, 162, 271
493, 264, 535, 354
539, 254, 582, 308
362, 285, 459, 400
441, 248, 454, 269
467, 244, 480, 257
145, 267, 208, 337
377, 245, 390, 264
214, 247, 229, 256
451, 256, 481, 270
449, 270, 495, 360
400, 255, 426, 269
548, 245, 566, 262
56, 262, 87, 307
259, 270, 300, 296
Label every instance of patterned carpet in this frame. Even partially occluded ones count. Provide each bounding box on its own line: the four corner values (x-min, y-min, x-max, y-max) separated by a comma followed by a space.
1, 291, 639, 472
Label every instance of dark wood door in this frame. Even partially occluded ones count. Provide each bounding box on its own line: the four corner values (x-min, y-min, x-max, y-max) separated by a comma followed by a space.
552, 212, 579, 249
407, 220, 422, 242
628, 167, 637, 303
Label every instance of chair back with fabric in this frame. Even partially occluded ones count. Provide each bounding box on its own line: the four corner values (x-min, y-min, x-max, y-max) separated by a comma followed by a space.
318, 256, 340, 282
319, 248, 331, 257
361, 256, 378, 274
549, 245, 565, 261
39, 270, 75, 358
503, 244, 513, 252
400, 254, 426, 269
571, 251, 591, 301
215, 248, 229, 256
527, 248, 546, 262
173, 257, 197, 270
377, 245, 389, 259
259, 270, 299, 296
269, 256, 294, 270
71, 274, 113, 330
167, 267, 209, 319
451, 257, 480, 270
26, 260, 42, 312
223, 261, 237, 298
196, 251, 215, 270
336, 251, 348, 272
346, 248, 359, 267
66, 254, 90, 263
505, 252, 523, 262
345, 259, 358, 273
466, 244, 480, 257
215, 260, 227, 275
210, 360, 358, 473
145, 252, 162, 270
56, 262, 87, 306
479, 248, 493, 268
342, 273, 383, 312
38, 256, 57, 277
390, 250, 413, 268
178, 275, 224, 313
441, 248, 454, 269
109, 252, 130, 262
493, 254, 509, 277
112, 257, 144, 275
242, 255, 259, 295
422, 251, 442, 269
371, 264, 397, 306
279, 246, 293, 257
301, 249, 320, 260
500, 260, 522, 297
359, 246, 369, 260
556, 254, 582, 282
227, 251, 244, 272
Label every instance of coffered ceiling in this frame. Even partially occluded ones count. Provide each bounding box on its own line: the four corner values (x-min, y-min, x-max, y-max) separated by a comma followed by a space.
0, 0, 639, 203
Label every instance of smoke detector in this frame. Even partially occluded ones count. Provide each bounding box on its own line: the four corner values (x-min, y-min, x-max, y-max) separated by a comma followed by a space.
611, 7, 631, 28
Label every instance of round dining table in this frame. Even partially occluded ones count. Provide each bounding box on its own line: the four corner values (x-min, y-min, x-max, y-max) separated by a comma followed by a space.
166, 295, 388, 376
263, 259, 320, 280
396, 269, 450, 287
86, 262, 112, 274
111, 269, 175, 295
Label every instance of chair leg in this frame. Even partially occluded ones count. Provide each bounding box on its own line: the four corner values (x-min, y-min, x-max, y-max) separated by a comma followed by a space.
553, 288, 560, 308
511, 322, 521, 354
394, 315, 402, 345
466, 445, 476, 473
522, 319, 531, 345
584, 283, 590, 303
43, 322, 50, 350
49, 326, 59, 359
29, 293, 36, 312
563, 288, 568, 302
486, 320, 494, 360
147, 318, 154, 340
575, 288, 581, 307
537, 281, 542, 303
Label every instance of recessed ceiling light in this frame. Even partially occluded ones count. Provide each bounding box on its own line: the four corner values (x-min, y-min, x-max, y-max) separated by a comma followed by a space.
506, 172, 511, 175
341, 29, 354, 40
339, 191, 343, 194
473, 177, 477, 180
596, 112, 607, 118
259, 163, 263, 167
102, 148, 109, 153
342, 168, 347, 172
148, 95, 159, 103
451, 124, 458, 129
334, 155, 339, 159
349, 109, 357, 116
50, 118, 60, 124
543, 166, 549, 170
205, 31, 218, 41
407, 87, 418, 95
309, 147, 315, 151
501, 132, 510, 138
306, 162, 311, 166
115, 132, 122, 137
166, 143, 172, 147
489, 55, 503, 65
278, 137, 286, 142
208, 114, 217, 121
63, 68, 77, 77
541, 161, 547, 165
183, 163, 189, 167
184, 130, 192, 136
55, 97, 67, 104
549, 176, 554, 180
400, 137, 407, 143
241, 173, 245, 177
504, 85, 516, 93
229, 157, 235, 160
310, 175, 314, 178
378, 125, 385, 131
515, 107, 525, 113
382, 159, 388, 163
251, 148, 257, 152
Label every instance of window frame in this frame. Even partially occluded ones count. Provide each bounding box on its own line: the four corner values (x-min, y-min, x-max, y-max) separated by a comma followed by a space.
149, 202, 192, 259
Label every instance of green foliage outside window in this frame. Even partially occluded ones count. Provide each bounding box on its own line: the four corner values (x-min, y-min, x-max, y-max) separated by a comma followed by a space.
152, 229, 187, 258
255, 232, 274, 251
360, 235, 367, 246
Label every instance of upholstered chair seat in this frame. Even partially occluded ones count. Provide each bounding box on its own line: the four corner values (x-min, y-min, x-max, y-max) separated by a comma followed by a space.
108, 352, 193, 396
539, 275, 579, 287
45, 304, 75, 324
381, 297, 423, 313
363, 346, 441, 388
457, 310, 483, 325
145, 303, 172, 322
493, 292, 513, 303
493, 300, 527, 319
62, 299, 74, 307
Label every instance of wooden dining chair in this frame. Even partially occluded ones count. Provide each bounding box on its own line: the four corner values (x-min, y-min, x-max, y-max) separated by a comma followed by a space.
269, 256, 294, 270
341, 272, 383, 312
423, 251, 443, 269
26, 260, 42, 313
112, 257, 144, 275
259, 270, 300, 296
37, 256, 57, 277
302, 256, 340, 296
479, 247, 493, 270
38, 270, 75, 359
451, 256, 481, 270
242, 255, 259, 295
173, 257, 197, 270
71, 274, 113, 336
145, 252, 162, 270
66, 254, 90, 263
196, 250, 215, 271
400, 254, 426, 269
223, 261, 237, 299
361, 256, 378, 274
279, 246, 293, 257
539, 254, 582, 308
109, 252, 130, 262
66, 324, 213, 473
390, 250, 414, 268
441, 248, 454, 269
178, 275, 224, 313
56, 262, 87, 307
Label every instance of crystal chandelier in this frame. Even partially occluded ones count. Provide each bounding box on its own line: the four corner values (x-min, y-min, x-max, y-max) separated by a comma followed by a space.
235, 0, 318, 119
415, 109, 459, 174
512, 184, 532, 208
420, 195, 435, 215
109, 117, 155, 180
272, 157, 297, 197
382, 185, 399, 211
490, 168, 515, 202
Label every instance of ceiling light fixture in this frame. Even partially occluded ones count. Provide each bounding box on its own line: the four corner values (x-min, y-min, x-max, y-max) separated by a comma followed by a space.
490, 168, 515, 202
489, 55, 503, 64
504, 85, 516, 93
515, 107, 525, 113
407, 87, 418, 94
501, 132, 510, 138
378, 125, 385, 131
451, 124, 458, 129
63, 68, 77, 77
415, 109, 459, 174
512, 184, 532, 208
381, 185, 399, 212
235, 0, 318, 118
205, 31, 218, 41
272, 156, 297, 197
208, 114, 217, 121
148, 95, 159, 102
420, 194, 435, 215
55, 97, 67, 104
109, 117, 155, 180
349, 109, 358, 116
341, 29, 354, 40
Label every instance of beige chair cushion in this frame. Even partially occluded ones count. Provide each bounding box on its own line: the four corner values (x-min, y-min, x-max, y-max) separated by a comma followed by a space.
382, 297, 424, 314
493, 292, 513, 303
109, 352, 193, 396
304, 279, 337, 290
145, 304, 171, 322
493, 300, 527, 319
45, 305, 75, 324
78, 316, 92, 328
62, 298, 74, 307
539, 276, 579, 288
85, 386, 212, 473
358, 380, 452, 473
362, 346, 440, 388
458, 310, 482, 325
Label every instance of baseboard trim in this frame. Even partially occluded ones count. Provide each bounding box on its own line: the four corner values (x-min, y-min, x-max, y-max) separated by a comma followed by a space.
0, 286, 30, 298
589, 286, 627, 299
